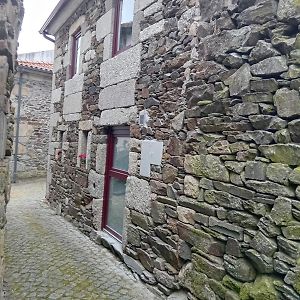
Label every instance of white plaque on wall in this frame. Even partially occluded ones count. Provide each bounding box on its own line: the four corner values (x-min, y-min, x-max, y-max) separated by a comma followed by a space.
140, 140, 164, 177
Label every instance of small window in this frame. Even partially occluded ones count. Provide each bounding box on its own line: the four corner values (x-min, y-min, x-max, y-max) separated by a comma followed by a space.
78, 130, 89, 168
70, 30, 82, 77
113, 0, 134, 55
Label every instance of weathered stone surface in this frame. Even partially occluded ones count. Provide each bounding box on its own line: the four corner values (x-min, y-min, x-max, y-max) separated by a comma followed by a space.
259, 144, 300, 165
184, 175, 199, 199
171, 112, 185, 131
249, 40, 280, 63
162, 164, 178, 184
277, 0, 300, 22
185, 155, 229, 182
179, 263, 216, 300
151, 201, 165, 224
274, 88, 300, 118
288, 119, 300, 143
224, 255, 256, 282
178, 240, 192, 261
131, 210, 150, 231
226, 238, 242, 257
249, 276, 278, 300
258, 217, 281, 237
270, 196, 293, 225
282, 223, 300, 240
177, 222, 224, 256
153, 268, 177, 289
205, 190, 243, 210
209, 216, 244, 240
250, 56, 288, 76
88, 170, 104, 198
193, 253, 226, 281
200, 25, 261, 60
245, 180, 295, 197
278, 236, 300, 259
177, 206, 195, 225
213, 181, 255, 200
250, 78, 278, 92
245, 249, 273, 273
284, 267, 300, 294
245, 161, 267, 181
227, 211, 258, 229
266, 163, 292, 186
126, 177, 151, 214
289, 167, 300, 185
224, 64, 252, 96
249, 115, 287, 131
251, 232, 277, 256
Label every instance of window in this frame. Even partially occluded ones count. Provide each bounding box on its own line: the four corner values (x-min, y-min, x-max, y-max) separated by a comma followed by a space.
70, 30, 82, 77
102, 127, 130, 241
55, 130, 65, 162
78, 130, 90, 169
113, 0, 134, 55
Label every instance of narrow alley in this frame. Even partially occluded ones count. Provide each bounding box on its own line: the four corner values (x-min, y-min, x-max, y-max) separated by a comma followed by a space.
4, 179, 158, 300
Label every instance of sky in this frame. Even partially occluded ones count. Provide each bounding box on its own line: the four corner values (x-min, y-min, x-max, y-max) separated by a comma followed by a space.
18, 0, 60, 54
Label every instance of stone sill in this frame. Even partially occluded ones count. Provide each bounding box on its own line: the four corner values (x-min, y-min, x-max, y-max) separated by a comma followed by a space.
90, 229, 123, 261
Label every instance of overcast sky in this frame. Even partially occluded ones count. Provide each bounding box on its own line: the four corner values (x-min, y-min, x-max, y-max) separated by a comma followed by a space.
18, 0, 60, 54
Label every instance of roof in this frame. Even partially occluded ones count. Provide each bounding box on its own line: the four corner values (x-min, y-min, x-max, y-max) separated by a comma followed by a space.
18, 61, 53, 72
40, 0, 83, 36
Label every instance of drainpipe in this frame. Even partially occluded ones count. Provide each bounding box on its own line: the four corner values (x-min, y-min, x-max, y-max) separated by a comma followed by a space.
12, 69, 23, 183
42, 32, 55, 43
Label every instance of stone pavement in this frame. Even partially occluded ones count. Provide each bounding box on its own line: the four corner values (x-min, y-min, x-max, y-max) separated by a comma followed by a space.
4, 178, 159, 300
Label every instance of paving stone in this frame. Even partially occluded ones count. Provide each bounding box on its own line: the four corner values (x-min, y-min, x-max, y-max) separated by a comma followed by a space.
4, 179, 158, 300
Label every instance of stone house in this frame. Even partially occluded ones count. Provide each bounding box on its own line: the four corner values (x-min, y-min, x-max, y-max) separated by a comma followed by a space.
41, 0, 300, 299
0, 0, 23, 296
10, 56, 53, 179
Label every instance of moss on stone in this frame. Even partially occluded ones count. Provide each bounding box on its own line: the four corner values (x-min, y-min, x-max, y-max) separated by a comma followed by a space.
294, 0, 300, 7
282, 225, 300, 240
222, 275, 242, 293
239, 283, 252, 300
249, 276, 278, 300
208, 278, 228, 298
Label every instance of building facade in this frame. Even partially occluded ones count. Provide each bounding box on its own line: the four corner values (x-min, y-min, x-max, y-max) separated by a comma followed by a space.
0, 0, 23, 296
10, 59, 52, 179
41, 0, 300, 299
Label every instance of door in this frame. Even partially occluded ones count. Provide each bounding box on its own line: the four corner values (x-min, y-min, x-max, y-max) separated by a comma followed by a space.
102, 127, 129, 241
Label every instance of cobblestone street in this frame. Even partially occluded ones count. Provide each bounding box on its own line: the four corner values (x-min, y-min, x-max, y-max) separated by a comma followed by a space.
4, 179, 159, 300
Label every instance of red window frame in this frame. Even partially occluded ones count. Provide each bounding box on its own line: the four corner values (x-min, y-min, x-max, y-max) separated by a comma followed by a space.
70, 29, 81, 78
102, 127, 129, 241
112, 0, 132, 56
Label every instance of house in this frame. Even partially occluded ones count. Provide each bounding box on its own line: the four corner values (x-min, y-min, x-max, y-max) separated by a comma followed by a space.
0, 0, 23, 296
40, 0, 300, 299
10, 52, 53, 180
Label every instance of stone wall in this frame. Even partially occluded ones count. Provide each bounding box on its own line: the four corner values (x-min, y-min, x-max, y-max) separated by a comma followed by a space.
128, 0, 300, 299
10, 68, 52, 179
46, 0, 300, 299
0, 0, 23, 296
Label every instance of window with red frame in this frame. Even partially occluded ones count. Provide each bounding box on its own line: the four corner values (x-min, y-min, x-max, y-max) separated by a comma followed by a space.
113, 0, 134, 55
102, 127, 130, 240
70, 30, 82, 77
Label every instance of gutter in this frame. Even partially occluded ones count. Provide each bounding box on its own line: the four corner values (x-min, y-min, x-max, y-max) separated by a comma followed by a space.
39, 0, 68, 36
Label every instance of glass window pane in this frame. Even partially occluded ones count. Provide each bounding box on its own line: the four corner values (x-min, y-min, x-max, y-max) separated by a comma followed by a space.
118, 0, 134, 50
113, 136, 129, 171
75, 35, 81, 74
106, 178, 126, 236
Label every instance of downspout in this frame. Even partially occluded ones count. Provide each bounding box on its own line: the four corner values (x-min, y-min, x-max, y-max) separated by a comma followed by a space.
42, 32, 55, 43
12, 69, 23, 183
